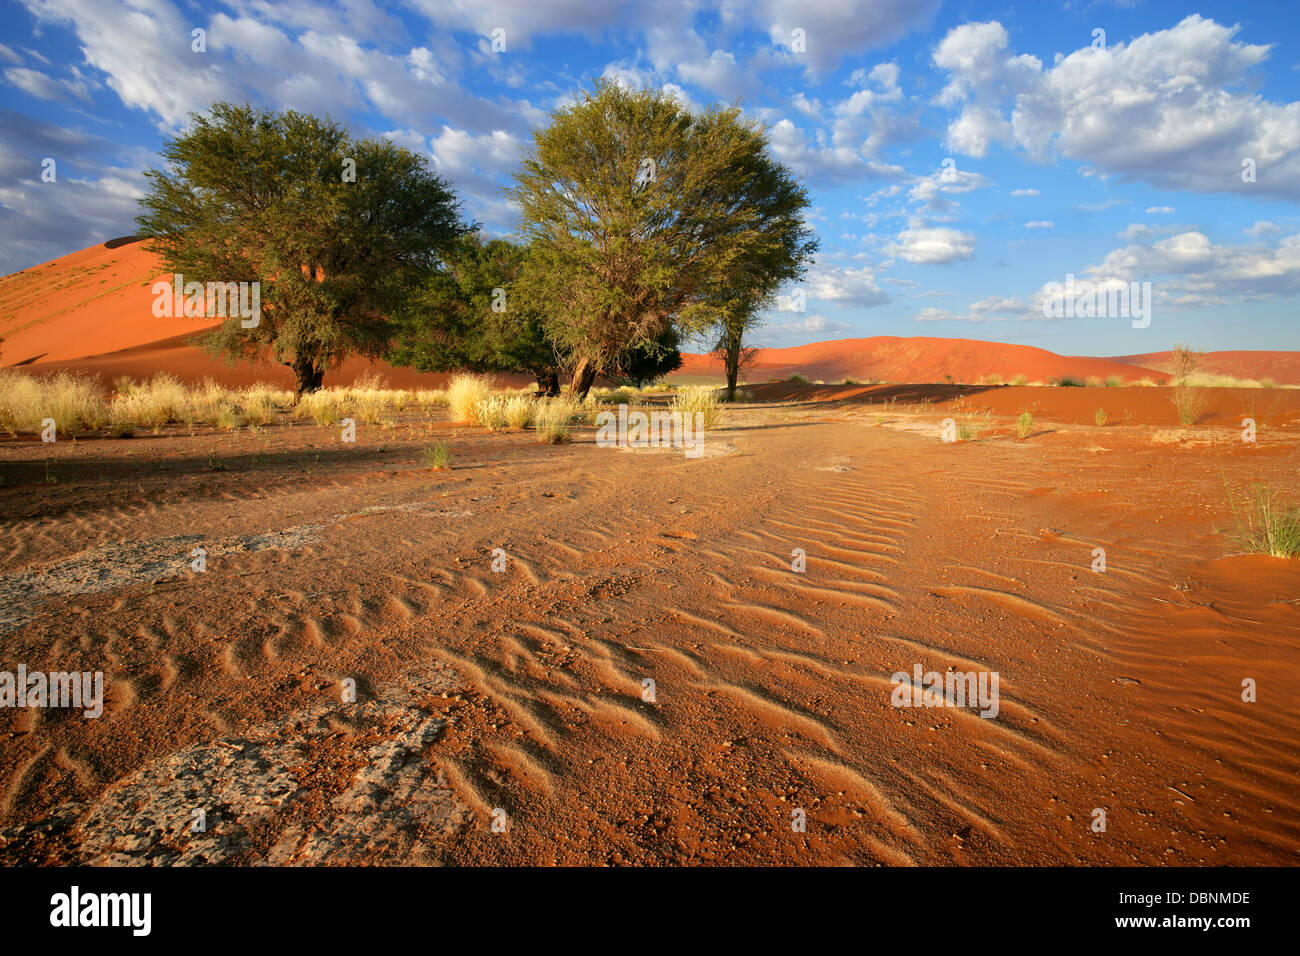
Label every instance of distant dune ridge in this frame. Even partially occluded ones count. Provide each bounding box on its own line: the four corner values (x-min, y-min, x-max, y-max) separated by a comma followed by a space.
3, 238, 1297, 387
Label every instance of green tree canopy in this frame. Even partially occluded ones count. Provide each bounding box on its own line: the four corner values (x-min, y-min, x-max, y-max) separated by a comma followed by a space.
510, 80, 818, 398
136, 102, 471, 396
390, 234, 561, 393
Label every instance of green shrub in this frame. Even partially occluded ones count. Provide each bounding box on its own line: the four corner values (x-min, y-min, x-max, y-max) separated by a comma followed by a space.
1228, 483, 1300, 558
1016, 409, 1034, 440
424, 443, 452, 470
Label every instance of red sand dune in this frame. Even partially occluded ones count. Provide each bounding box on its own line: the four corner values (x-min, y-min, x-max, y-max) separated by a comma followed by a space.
3, 238, 1297, 389
677, 336, 1166, 385
1110, 350, 1300, 385
0, 237, 221, 366
0, 238, 508, 389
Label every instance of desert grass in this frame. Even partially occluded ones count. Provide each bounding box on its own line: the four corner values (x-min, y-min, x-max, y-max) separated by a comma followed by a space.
447, 373, 495, 424
535, 395, 581, 443
296, 390, 346, 426
0, 370, 103, 435
1094, 407, 1109, 427
1016, 409, 1034, 440
241, 386, 280, 426
469, 393, 537, 431
672, 385, 722, 429
1171, 385, 1210, 425
1227, 483, 1300, 558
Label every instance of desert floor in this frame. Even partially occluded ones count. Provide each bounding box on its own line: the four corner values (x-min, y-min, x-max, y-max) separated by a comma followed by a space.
0, 385, 1297, 865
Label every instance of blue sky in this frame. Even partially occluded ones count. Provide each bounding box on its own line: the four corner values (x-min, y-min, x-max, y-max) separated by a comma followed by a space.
1, 0, 1298, 355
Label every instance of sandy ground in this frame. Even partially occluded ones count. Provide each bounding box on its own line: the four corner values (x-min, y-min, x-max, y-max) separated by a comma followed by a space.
0, 388, 1297, 865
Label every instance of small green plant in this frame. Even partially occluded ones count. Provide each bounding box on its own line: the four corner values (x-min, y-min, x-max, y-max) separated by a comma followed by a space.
787, 374, 809, 385
1104, 375, 1121, 387
206, 452, 227, 472
1226, 483, 1300, 558
1053, 376, 1084, 387
1094, 407, 1109, 427
424, 443, 452, 470
1016, 409, 1034, 440
840, 377, 860, 385
1010, 374, 1029, 386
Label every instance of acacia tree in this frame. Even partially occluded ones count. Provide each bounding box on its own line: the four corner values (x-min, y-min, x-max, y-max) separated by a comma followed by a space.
511, 81, 817, 398
390, 235, 561, 393
137, 103, 470, 397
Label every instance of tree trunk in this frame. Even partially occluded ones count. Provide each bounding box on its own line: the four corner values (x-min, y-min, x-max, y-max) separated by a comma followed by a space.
289, 356, 324, 402
723, 334, 741, 402
570, 356, 598, 400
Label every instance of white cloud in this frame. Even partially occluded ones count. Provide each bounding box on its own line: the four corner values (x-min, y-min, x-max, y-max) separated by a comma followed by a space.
915, 295, 1031, 322
3, 65, 91, 103
767, 117, 904, 185
759, 312, 852, 343
1010, 188, 1039, 196
802, 264, 890, 308
888, 225, 976, 264
1025, 220, 1053, 229
944, 103, 1012, 157
1146, 206, 1175, 214
1246, 220, 1280, 236
907, 166, 989, 213
1034, 229, 1300, 312
931, 15, 1300, 198
758, 0, 942, 71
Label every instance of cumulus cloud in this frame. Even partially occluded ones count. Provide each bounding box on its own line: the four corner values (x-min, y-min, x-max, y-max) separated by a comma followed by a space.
931, 15, 1300, 198
760, 312, 852, 343
767, 117, 905, 185
802, 264, 891, 308
915, 295, 1031, 322
1031, 229, 1300, 313
906, 166, 989, 214
888, 225, 976, 264
757, 0, 942, 71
